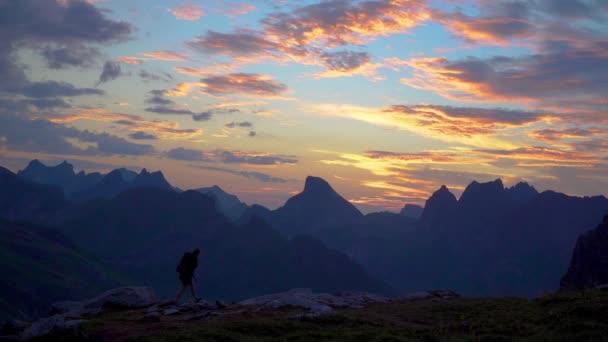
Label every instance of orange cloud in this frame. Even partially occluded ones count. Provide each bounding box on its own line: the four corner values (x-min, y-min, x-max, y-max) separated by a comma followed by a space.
310, 103, 555, 148
168, 3, 205, 21
400, 46, 608, 114
141, 51, 188, 62
262, 0, 431, 49
200, 73, 289, 98
474, 146, 602, 168
48, 108, 203, 141
116, 56, 144, 65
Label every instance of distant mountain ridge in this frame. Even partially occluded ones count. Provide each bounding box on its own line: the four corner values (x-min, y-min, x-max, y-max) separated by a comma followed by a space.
195, 185, 249, 221
5, 159, 608, 299
17, 160, 174, 201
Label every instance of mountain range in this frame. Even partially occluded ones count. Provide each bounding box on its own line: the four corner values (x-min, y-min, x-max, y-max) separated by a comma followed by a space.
2, 159, 608, 320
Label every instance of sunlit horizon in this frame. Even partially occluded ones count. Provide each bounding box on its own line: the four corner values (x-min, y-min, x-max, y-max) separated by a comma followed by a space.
1, 0, 607, 213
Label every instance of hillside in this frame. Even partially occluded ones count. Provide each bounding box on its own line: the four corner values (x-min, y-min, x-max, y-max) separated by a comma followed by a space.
0, 219, 124, 321
19, 288, 608, 341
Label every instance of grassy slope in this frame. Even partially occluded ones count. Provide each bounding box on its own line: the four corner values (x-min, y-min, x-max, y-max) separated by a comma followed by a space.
32, 289, 608, 341
0, 219, 126, 321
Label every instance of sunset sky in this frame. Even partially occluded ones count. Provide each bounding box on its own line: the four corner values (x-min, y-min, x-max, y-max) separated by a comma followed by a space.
1, 0, 607, 212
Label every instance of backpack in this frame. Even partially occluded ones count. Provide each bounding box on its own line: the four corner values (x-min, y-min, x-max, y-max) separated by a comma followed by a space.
176, 253, 189, 273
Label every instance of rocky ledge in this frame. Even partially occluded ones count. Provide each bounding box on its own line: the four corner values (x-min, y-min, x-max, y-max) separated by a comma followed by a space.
1, 286, 399, 340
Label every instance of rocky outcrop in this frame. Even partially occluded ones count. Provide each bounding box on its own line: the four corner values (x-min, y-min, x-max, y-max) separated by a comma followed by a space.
16, 287, 159, 339
52, 287, 159, 316
560, 215, 608, 291
239, 288, 389, 316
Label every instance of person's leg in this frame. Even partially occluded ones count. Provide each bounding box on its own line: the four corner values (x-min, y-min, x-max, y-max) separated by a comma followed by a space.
189, 280, 200, 301
175, 283, 186, 302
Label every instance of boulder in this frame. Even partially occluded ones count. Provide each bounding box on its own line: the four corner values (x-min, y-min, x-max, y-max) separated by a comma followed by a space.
21, 315, 86, 339
239, 288, 388, 316
83, 287, 159, 310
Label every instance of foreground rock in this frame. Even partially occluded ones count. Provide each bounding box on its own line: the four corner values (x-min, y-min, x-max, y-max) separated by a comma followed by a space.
561, 215, 608, 291
9, 287, 395, 339
19, 287, 158, 339
239, 288, 389, 316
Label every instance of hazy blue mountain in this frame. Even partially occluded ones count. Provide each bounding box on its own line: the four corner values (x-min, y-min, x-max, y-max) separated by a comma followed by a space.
73, 168, 174, 201
17, 160, 103, 197
57, 187, 392, 299
0, 166, 66, 223
130, 168, 173, 190
561, 215, 608, 290
196, 185, 249, 221
271, 176, 363, 237
305, 178, 608, 297
0, 218, 124, 321
400, 204, 423, 219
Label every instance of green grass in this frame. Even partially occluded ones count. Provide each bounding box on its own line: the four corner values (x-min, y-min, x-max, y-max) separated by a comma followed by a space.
30, 289, 608, 341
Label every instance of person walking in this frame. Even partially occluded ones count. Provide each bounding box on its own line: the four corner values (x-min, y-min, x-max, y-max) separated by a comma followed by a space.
175, 248, 201, 303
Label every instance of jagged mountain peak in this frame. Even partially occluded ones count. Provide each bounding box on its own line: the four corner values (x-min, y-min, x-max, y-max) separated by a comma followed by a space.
506, 181, 539, 203
459, 179, 505, 203
303, 176, 336, 195
429, 185, 457, 203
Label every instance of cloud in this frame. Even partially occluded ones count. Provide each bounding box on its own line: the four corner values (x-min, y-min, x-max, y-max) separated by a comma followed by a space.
144, 106, 212, 122
0, 114, 154, 157
214, 150, 297, 165
188, 30, 279, 57
49, 107, 203, 141
0, 0, 131, 45
225, 121, 253, 128
167, 147, 208, 161
0, 98, 70, 111
315, 50, 383, 78
185, 0, 431, 78
529, 128, 603, 144
116, 56, 145, 65
215, 2, 256, 17
141, 51, 188, 62
145, 90, 175, 105
129, 132, 157, 140
192, 165, 288, 183
310, 103, 555, 147
0, 0, 131, 81
96, 61, 122, 85
21, 81, 104, 98
139, 70, 173, 82
42, 44, 99, 69
321, 50, 370, 71
168, 3, 205, 21
433, 10, 533, 45
400, 48, 608, 113
474, 146, 603, 168
261, 0, 430, 48
200, 73, 288, 97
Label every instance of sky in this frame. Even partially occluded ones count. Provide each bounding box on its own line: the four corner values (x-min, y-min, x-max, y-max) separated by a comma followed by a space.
1, 0, 607, 213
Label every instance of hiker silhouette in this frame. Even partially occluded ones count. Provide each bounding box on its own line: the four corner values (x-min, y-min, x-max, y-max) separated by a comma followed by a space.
175, 248, 201, 302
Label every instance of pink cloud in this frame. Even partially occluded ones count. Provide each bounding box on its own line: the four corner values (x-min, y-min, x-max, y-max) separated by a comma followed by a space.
168, 3, 205, 21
